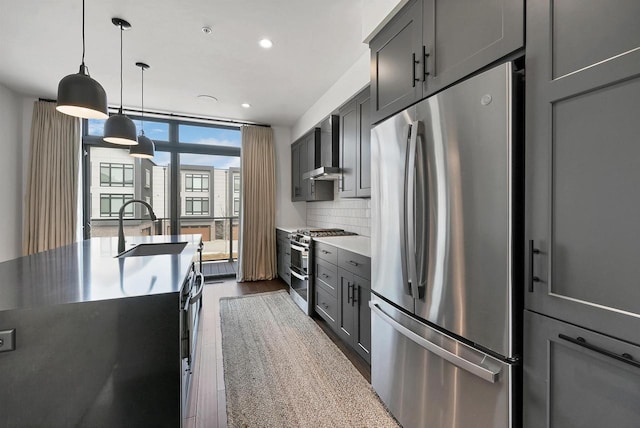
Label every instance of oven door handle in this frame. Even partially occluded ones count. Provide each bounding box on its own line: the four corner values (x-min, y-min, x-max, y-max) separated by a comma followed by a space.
290, 242, 309, 253
189, 272, 205, 305
290, 269, 308, 281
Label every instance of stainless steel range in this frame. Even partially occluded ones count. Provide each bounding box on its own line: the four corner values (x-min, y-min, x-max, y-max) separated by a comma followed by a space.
288, 228, 357, 314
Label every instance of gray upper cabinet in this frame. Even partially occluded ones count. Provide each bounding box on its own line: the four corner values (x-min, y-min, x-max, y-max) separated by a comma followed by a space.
290, 129, 333, 202
356, 90, 371, 197
291, 141, 303, 201
423, 0, 523, 95
340, 87, 371, 198
370, 0, 423, 125
525, 0, 640, 346
524, 311, 640, 428
370, 0, 523, 125
339, 99, 357, 197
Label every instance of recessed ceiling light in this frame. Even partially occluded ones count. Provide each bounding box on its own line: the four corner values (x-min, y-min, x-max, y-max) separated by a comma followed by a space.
259, 38, 273, 49
241, 103, 251, 108
197, 94, 218, 102
202, 26, 212, 35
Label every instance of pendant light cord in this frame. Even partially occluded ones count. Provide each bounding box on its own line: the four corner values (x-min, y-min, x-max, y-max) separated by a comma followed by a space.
119, 23, 124, 113
81, 0, 85, 65
141, 66, 145, 134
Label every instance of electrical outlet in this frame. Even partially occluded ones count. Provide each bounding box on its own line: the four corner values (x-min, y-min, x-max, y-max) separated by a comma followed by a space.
0, 329, 16, 352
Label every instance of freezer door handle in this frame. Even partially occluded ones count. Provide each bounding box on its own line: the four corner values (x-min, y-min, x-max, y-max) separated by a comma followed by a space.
404, 121, 420, 299
400, 123, 413, 297
370, 300, 500, 383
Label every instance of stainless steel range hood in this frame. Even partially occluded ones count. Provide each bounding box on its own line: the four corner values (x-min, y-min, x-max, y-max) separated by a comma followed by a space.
303, 166, 342, 181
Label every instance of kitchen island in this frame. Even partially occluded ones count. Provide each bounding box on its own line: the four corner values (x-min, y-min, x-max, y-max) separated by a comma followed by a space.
0, 235, 202, 427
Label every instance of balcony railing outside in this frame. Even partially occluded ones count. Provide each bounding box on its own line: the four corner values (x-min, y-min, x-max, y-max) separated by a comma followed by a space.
88, 216, 239, 262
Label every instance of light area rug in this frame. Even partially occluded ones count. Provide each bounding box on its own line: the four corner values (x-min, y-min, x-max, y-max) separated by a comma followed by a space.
220, 290, 399, 428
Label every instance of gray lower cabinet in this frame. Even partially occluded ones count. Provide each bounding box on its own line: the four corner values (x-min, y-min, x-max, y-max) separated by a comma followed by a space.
339, 86, 371, 198
370, 0, 523, 124
524, 311, 640, 428
315, 244, 339, 329
337, 268, 371, 364
276, 229, 291, 286
525, 0, 640, 344
314, 242, 371, 364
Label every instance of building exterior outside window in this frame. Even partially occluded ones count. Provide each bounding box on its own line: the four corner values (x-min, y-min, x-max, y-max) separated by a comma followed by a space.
100, 194, 134, 217
185, 173, 209, 192
180, 166, 212, 217
233, 197, 240, 216
185, 197, 209, 216
100, 163, 133, 187
84, 119, 241, 261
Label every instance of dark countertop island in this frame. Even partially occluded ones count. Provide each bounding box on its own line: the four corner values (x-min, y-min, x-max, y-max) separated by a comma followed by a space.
0, 234, 201, 312
0, 235, 202, 427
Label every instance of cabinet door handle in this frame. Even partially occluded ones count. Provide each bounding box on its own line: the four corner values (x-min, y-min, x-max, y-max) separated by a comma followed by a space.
321, 250, 331, 254
558, 334, 640, 369
528, 240, 541, 292
423, 45, 430, 80
347, 282, 352, 304
412, 53, 420, 87
352, 285, 359, 306
348, 260, 359, 267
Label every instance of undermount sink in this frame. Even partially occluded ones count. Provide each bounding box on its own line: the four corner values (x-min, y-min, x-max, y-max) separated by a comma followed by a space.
116, 242, 188, 258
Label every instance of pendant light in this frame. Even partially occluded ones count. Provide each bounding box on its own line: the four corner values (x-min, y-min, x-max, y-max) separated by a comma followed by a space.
56, 0, 108, 119
130, 62, 155, 159
104, 18, 138, 146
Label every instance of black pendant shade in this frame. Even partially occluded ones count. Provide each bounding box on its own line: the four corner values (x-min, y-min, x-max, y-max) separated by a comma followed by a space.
130, 61, 155, 158
130, 133, 155, 158
56, 66, 108, 119
104, 109, 138, 145
56, 0, 108, 119
104, 17, 138, 146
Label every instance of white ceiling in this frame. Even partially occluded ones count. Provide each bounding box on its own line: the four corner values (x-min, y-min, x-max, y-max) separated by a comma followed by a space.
0, 0, 370, 127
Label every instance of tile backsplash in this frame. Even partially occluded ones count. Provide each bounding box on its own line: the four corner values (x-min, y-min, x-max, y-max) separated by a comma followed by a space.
306, 182, 371, 236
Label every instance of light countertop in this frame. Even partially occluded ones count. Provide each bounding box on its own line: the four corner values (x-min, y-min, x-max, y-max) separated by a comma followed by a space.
313, 235, 371, 258
276, 225, 306, 234
0, 234, 201, 312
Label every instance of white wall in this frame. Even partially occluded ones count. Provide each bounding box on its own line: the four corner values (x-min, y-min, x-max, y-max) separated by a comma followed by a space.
361, 0, 408, 42
0, 83, 24, 261
291, 51, 370, 141
307, 182, 371, 236
273, 125, 306, 227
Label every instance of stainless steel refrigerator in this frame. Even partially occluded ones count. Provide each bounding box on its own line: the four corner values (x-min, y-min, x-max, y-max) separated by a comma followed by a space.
370, 61, 522, 428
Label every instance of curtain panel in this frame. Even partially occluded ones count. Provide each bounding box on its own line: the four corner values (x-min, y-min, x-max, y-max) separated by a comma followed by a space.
23, 101, 80, 255
237, 125, 277, 281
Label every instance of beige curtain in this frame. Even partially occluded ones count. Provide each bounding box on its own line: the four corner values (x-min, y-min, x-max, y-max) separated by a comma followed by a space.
237, 125, 277, 281
23, 101, 80, 255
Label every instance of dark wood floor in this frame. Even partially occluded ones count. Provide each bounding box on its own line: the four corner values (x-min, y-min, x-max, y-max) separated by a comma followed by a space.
183, 277, 370, 427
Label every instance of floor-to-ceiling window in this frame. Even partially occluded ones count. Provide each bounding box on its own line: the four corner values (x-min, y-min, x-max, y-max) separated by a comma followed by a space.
82, 115, 241, 264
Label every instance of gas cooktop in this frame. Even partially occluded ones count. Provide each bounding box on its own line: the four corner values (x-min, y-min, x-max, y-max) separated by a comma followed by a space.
296, 228, 358, 237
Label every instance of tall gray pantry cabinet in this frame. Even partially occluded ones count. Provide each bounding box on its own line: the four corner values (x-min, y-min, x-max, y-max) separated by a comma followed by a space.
524, 0, 640, 426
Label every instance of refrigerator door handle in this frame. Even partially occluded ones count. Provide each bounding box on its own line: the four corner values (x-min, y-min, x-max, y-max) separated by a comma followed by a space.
406, 121, 420, 300
370, 300, 500, 383
400, 123, 414, 297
